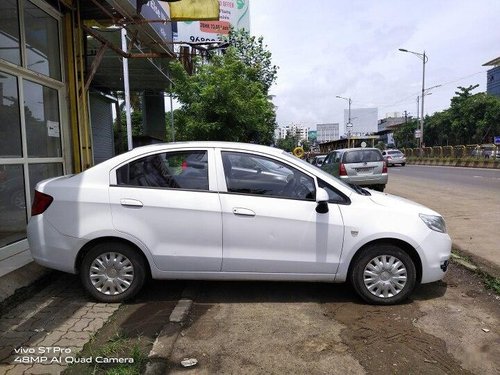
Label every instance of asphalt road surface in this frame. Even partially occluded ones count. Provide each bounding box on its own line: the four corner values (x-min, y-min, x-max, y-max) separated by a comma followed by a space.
388, 164, 500, 192
385, 165, 500, 277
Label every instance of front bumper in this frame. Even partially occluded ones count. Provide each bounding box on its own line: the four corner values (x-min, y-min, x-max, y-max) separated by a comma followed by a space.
418, 230, 452, 283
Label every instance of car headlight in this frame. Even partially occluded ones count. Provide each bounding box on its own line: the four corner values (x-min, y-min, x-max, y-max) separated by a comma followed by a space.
419, 214, 447, 233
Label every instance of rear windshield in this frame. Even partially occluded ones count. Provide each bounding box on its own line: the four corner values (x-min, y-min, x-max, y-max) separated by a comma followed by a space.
388, 150, 402, 155
343, 150, 383, 163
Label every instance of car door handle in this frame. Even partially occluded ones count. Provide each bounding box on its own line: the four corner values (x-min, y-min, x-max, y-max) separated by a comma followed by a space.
120, 198, 143, 208
232, 207, 255, 217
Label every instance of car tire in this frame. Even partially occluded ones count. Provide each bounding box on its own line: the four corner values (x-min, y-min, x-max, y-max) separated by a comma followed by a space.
373, 185, 385, 192
401, 163, 406, 166
350, 245, 416, 305
80, 241, 147, 303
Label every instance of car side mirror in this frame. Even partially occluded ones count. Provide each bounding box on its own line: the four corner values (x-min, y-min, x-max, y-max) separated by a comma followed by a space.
315, 187, 329, 214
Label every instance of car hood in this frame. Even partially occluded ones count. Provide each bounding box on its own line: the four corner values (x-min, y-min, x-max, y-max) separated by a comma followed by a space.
367, 190, 440, 216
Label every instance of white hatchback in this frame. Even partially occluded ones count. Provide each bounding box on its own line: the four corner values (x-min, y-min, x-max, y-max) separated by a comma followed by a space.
27, 142, 451, 305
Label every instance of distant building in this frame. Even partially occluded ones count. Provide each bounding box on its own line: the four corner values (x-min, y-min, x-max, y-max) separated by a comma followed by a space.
308, 130, 317, 144
344, 108, 378, 136
317, 123, 339, 143
376, 114, 409, 147
483, 57, 500, 97
275, 124, 309, 143
378, 113, 408, 132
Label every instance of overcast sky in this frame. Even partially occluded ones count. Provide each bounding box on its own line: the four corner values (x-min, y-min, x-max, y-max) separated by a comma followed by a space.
249, 0, 500, 133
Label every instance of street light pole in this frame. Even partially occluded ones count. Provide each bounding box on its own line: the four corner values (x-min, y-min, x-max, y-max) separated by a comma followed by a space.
336, 95, 352, 147
399, 48, 428, 148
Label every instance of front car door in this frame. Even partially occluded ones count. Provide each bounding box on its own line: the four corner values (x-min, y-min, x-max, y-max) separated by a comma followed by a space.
217, 150, 345, 275
109, 148, 222, 272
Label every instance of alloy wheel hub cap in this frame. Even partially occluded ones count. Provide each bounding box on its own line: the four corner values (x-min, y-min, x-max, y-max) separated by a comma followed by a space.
363, 255, 407, 298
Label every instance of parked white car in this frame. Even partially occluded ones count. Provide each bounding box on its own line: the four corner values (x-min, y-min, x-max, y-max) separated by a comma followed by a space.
27, 142, 451, 305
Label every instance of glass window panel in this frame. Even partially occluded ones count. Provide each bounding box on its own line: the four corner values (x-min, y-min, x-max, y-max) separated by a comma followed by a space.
0, 164, 27, 247
0, 0, 21, 65
28, 163, 63, 204
117, 151, 209, 191
23, 0, 61, 80
221, 152, 316, 200
24, 79, 61, 157
0, 71, 22, 157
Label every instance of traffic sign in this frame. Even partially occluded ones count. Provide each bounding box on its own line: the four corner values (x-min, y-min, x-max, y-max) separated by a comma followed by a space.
415, 130, 421, 138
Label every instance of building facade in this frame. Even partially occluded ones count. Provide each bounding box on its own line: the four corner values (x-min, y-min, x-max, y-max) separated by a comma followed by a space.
0, 0, 179, 275
317, 123, 339, 143
275, 124, 309, 143
343, 108, 378, 136
487, 66, 500, 97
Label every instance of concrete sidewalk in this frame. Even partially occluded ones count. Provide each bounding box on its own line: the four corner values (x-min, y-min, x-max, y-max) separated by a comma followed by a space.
386, 168, 500, 278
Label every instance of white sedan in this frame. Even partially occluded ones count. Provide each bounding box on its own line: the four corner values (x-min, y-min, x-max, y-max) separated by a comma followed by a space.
27, 142, 451, 305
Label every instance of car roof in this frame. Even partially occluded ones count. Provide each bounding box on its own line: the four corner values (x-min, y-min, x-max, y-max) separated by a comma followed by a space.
330, 148, 381, 153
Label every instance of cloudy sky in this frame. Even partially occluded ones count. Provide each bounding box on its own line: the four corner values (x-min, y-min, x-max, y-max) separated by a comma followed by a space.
249, 0, 500, 133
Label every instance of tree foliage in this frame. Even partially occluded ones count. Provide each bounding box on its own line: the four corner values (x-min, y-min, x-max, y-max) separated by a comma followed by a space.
225, 28, 278, 94
276, 133, 299, 152
423, 85, 500, 146
169, 47, 276, 144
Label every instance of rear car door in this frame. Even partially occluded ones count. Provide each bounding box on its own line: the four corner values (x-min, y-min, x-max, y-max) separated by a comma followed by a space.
109, 148, 222, 272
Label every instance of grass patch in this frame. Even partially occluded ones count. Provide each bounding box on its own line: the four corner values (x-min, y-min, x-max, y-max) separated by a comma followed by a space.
451, 250, 500, 295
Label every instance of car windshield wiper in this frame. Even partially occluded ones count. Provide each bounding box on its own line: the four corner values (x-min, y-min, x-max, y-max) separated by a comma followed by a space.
349, 183, 371, 196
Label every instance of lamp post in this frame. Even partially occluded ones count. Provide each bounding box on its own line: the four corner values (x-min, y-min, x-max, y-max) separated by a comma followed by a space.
399, 48, 428, 148
336, 95, 352, 147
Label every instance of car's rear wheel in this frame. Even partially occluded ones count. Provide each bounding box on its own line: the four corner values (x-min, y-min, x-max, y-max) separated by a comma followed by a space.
351, 245, 416, 305
80, 242, 146, 303
401, 162, 406, 166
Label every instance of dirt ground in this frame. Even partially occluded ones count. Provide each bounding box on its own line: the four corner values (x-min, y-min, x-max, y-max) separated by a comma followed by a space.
159, 263, 499, 375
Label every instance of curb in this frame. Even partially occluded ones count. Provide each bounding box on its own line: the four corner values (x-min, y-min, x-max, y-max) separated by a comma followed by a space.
144, 284, 198, 375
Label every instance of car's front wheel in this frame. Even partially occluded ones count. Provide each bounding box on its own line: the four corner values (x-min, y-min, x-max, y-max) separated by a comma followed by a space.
351, 245, 416, 305
80, 241, 146, 303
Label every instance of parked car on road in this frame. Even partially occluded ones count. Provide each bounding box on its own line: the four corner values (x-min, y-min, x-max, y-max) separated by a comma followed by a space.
382, 149, 407, 166
321, 148, 387, 191
28, 142, 450, 305
471, 144, 499, 159
311, 154, 327, 167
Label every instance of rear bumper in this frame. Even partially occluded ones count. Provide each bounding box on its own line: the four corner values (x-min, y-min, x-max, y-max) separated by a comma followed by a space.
27, 215, 84, 274
341, 174, 388, 186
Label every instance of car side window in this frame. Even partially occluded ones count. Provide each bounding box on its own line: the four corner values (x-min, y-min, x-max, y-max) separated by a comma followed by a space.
221, 152, 316, 200
318, 179, 349, 204
116, 150, 209, 190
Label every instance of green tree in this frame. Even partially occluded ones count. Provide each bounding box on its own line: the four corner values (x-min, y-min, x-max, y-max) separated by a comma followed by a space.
423, 85, 500, 146
393, 120, 418, 148
276, 133, 299, 152
225, 28, 278, 94
169, 48, 276, 144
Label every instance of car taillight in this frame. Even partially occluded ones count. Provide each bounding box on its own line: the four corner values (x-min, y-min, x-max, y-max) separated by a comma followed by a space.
339, 163, 347, 176
32, 190, 53, 216
382, 161, 388, 174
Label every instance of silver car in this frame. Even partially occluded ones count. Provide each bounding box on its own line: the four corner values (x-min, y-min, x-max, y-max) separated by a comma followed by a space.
382, 149, 407, 166
321, 148, 388, 191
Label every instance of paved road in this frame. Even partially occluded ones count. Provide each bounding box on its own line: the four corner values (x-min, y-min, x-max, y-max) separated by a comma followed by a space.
386, 165, 500, 276
389, 165, 500, 191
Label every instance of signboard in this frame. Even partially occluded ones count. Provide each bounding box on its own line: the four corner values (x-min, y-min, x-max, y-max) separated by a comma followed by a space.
173, 0, 251, 43
494, 135, 500, 145
415, 130, 422, 138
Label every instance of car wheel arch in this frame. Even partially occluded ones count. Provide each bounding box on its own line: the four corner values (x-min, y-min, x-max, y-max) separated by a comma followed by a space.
346, 238, 422, 285
74, 236, 152, 279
